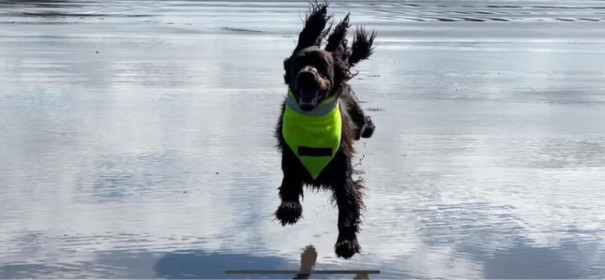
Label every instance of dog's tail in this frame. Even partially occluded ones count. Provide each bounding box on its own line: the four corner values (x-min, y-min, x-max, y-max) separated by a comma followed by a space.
348, 27, 376, 66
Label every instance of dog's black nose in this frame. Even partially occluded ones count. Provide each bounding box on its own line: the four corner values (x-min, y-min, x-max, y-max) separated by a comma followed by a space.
297, 71, 316, 85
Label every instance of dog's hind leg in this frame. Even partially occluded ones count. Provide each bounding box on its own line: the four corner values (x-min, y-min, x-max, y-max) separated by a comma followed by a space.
332, 171, 364, 259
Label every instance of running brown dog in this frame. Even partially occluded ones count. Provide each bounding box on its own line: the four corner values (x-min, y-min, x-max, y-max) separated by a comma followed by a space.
274, 3, 376, 259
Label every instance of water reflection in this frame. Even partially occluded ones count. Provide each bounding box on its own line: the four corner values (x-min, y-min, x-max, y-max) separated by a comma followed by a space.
482, 240, 582, 279
2, 0, 605, 278
156, 250, 294, 279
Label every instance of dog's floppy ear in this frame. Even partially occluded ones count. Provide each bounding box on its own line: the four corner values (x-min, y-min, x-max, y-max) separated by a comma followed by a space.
348, 26, 376, 66
283, 58, 291, 84
294, 2, 332, 52
325, 13, 351, 60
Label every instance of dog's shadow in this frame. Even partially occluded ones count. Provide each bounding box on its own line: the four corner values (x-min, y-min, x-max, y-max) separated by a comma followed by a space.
294, 245, 317, 279
153, 250, 291, 279
153, 245, 371, 279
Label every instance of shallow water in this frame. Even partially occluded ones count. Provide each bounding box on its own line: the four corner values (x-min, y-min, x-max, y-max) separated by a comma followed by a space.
1, 0, 605, 278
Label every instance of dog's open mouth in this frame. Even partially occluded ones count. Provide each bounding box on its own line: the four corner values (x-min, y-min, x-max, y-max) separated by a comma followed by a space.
298, 89, 319, 111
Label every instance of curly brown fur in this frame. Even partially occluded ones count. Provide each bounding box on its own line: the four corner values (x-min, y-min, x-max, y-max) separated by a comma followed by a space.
349, 26, 376, 66
325, 13, 351, 57
295, 2, 332, 52
275, 2, 376, 259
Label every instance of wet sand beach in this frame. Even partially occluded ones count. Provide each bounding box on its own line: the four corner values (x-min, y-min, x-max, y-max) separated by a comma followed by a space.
1, 0, 605, 278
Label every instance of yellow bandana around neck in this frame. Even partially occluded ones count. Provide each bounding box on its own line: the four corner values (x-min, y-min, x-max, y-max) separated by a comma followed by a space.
282, 90, 342, 179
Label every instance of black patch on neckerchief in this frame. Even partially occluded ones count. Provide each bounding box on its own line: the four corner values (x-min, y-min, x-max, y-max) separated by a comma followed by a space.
298, 146, 332, 157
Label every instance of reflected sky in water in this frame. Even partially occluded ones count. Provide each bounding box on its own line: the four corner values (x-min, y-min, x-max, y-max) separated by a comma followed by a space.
1, 0, 605, 278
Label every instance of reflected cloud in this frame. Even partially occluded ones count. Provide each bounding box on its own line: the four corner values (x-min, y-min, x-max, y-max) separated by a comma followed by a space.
75, 151, 188, 203
2, 0, 605, 279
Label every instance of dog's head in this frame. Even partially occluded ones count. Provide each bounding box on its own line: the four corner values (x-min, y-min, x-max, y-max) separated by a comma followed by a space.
286, 46, 335, 111
283, 3, 376, 111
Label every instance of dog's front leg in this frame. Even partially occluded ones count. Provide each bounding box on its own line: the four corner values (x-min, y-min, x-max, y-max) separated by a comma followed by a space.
275, 151, 304, 226
333, 177, 363, 259
342, 89, 375, 140
275, 175, 304, 225
275, 175, 304, 226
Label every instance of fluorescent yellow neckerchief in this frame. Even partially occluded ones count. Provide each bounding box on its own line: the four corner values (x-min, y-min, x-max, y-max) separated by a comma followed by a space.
282, 90, 342, 179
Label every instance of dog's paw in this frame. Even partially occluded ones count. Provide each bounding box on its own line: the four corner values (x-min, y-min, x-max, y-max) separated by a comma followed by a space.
334, 238, 361, 259
275, 202, 302, 226
361, 116, 375, 139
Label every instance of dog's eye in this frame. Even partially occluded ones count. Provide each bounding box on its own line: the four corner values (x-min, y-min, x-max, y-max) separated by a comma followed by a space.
293, 60, 305, 69
317, 62, 330, 75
